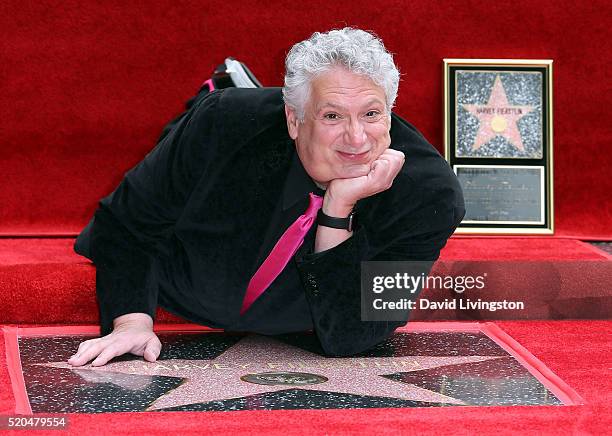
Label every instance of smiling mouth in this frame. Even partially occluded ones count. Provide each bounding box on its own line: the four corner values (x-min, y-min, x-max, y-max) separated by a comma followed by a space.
337, 150, 370, 161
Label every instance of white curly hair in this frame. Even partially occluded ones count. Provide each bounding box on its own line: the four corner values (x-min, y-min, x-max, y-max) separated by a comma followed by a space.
283, 27, 400, 121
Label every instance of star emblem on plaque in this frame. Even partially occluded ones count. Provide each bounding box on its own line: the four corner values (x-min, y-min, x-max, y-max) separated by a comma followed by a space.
462, 75, 537, 154
443, 59, 554, 234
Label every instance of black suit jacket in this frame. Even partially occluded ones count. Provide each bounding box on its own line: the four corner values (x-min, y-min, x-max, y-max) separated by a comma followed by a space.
75, 87, 465, 356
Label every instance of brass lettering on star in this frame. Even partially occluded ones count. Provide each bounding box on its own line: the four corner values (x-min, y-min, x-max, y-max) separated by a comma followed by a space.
475, 107, 524, 115
125, 359, 423, 373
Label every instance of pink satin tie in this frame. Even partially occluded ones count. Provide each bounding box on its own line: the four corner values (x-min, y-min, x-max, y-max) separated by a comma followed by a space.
240, 192, 323, 315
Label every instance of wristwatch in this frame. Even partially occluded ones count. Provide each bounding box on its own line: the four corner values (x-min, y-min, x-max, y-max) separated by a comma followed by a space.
317, 209, 356, 232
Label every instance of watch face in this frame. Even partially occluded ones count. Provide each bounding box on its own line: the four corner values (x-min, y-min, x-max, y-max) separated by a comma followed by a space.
347, 212, 355, 232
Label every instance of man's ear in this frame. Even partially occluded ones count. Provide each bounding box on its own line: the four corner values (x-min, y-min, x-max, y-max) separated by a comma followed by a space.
285, 105, 299, 140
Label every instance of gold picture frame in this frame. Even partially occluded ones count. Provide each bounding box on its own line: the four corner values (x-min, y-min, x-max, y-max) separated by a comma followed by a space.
443, 59, 554, 235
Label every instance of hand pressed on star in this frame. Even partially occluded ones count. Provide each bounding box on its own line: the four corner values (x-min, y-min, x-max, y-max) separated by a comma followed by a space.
67, 313, 162, 367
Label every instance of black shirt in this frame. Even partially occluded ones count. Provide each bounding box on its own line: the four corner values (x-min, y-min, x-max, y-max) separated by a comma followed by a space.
78, 88, 465, 356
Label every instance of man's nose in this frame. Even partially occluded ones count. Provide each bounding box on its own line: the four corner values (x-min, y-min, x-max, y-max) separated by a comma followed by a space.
344, 118, 367, 148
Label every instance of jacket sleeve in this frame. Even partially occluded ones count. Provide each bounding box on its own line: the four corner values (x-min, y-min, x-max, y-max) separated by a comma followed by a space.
295, 195, 465, 357
86, 90, 222, 335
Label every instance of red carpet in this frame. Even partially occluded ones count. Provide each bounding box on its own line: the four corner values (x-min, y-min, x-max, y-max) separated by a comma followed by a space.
1, 237, 610, 325
1, 1, 611, 238
1, 320, 610, 435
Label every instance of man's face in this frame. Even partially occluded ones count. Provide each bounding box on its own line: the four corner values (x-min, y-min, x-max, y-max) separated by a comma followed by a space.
285, 67, 392, 187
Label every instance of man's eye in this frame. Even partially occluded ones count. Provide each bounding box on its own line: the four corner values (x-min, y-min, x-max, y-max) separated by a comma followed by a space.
323, 113, 340, 120
365, 111, 381, 118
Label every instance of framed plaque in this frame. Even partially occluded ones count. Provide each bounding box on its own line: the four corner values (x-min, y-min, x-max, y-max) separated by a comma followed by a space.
444, 59, 554, 234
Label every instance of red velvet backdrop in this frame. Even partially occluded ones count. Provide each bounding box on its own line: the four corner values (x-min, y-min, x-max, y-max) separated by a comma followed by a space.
1, 0, 610, 238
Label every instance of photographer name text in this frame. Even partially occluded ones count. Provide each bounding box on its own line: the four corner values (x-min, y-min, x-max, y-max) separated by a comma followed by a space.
373, 297, 525, 312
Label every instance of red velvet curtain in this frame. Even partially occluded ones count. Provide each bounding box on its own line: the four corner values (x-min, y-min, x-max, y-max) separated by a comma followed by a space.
1, 0, 610, 238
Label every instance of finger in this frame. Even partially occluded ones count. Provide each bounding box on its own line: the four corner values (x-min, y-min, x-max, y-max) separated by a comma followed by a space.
370, 159, 389, 178
67, 340, 96, 365
376, 151, 404, 180
341, 163, 370, 178
386, 156, 404, 177
143, 337, 162, 362
378, 150, 405, 166
76, 340, 89, 353
381, 148, 405, 159
376, 159, 402, 191
74, 338, 97, 355
369, 160, 392, 190
68, 340, 106, 367
378, 151, 405, 170
91, 341, 131, 367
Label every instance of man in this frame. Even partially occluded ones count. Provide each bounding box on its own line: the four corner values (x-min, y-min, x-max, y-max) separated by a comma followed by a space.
68, 28, 465, 367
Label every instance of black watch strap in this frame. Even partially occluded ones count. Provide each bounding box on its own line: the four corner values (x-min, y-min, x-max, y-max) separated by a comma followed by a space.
317, 209, 356, 232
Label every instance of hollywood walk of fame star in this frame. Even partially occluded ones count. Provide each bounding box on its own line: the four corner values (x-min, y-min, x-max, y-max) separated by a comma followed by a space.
40, 334, 503, 411
462, 75, 535, 151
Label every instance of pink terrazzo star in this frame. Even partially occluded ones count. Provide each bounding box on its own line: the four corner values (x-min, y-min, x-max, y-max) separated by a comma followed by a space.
42, 335, 502, 410
463, 75, 535, 151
